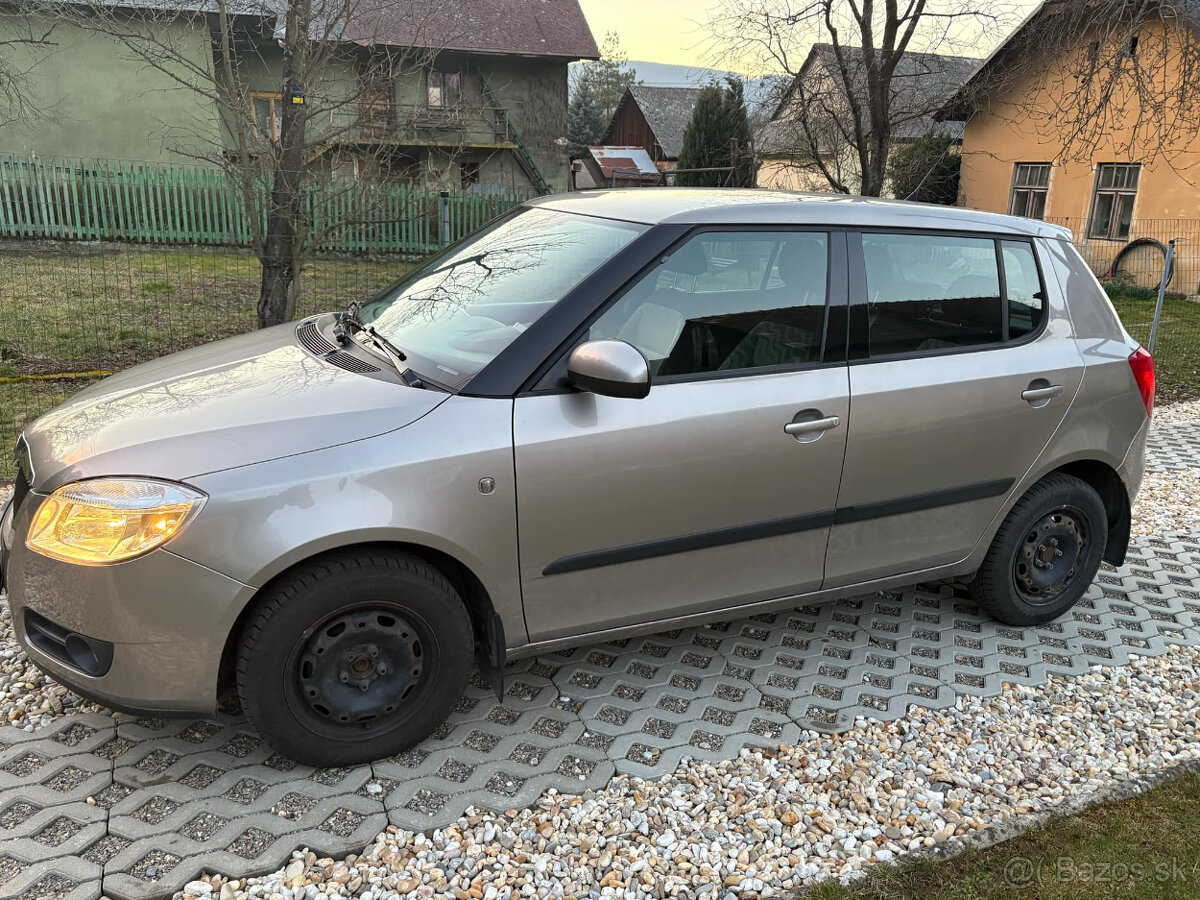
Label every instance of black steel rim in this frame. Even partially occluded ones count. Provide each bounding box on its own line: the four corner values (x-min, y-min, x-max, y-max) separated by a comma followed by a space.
1012, 505, 1088, 604
287, 604, 432, 736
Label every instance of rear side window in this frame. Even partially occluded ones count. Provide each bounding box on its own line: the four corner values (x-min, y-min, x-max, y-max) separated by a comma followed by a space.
861, 233, 1045, 357
588, 231, 829, 377
863, 233, 1001, 356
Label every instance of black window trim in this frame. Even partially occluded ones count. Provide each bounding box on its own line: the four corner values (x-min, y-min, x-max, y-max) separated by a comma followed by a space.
508, 223, 851, 397
1086, 162, 1141, 242
1008, 162, 1051, 219
846, 227, 1050, 365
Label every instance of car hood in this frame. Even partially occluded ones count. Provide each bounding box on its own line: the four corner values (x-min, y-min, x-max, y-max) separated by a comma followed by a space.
22, 322, 448, 491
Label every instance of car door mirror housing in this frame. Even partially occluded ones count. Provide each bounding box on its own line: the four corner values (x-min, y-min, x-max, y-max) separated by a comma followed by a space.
566, 340, 651, 399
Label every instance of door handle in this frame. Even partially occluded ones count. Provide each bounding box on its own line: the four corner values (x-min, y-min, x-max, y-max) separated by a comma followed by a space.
1021, 384, 1063, 403
784, 415, 841, 436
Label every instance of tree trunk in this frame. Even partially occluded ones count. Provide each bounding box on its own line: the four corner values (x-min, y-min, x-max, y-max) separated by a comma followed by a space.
256, 0, 310, 328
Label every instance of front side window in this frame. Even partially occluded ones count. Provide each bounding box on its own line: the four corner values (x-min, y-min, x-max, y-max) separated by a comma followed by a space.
251, 92, 282, 141
358, 208, 645, 390
1089, 163, 1140, 240
428, 71, 461, 109
863, 233, 1001, 356
1009, 163, 1050, 219
587, 231, 829, 377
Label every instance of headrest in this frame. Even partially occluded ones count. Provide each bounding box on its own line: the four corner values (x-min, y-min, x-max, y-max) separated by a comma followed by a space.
664, 240, 709, 276
777, 237, 827, 287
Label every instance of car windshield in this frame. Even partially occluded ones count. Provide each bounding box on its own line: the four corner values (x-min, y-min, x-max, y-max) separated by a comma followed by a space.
357, 207, 647, 390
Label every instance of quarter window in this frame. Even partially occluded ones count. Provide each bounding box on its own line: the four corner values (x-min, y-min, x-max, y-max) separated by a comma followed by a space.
588, 231, 829, 377
863, 233, 1001, 356
1009, 164, 1050, 219
1002, 240, 1045, 339
1089, 163, 1140, 240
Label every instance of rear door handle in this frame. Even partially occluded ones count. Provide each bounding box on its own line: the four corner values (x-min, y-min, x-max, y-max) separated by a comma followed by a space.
1021, 384, 1063, 403
784, 415, 841, 436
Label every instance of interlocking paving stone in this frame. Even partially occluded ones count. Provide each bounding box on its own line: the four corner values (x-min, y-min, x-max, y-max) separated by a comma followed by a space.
2, 434, 1200, 900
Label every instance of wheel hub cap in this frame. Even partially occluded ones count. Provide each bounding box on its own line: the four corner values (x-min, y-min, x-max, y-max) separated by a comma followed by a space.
296, 610, 423, 725
1014, 508, 1086, 603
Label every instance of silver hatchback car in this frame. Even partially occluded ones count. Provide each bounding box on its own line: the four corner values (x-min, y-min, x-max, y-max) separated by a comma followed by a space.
1, 189, 1154, 765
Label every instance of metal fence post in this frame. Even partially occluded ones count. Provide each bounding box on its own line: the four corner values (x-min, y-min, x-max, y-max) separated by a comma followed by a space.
439, 190, 451, 248
1148, 238, 1177, 353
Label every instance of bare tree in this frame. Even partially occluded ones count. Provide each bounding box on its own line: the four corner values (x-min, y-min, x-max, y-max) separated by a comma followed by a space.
708, 0, 1005, 196
952, 0, 1200, 166
37, 0, 454, 326
0, 7, 55, 129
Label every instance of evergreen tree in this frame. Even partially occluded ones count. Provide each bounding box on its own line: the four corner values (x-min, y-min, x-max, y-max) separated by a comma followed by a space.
722, 78, 756, 187
575, 32, 639, 120
676, 78, 756, 187
886, 132, 960, 204
568, 76, 607, 158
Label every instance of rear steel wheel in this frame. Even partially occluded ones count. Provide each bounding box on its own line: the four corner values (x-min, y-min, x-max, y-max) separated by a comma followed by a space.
971, 474, 1107, 626
1012, 506, 1088, 604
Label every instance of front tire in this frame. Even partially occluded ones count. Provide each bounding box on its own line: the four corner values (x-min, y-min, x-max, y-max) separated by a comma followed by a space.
236, 549, 473, 767
970, 474, 1107, 626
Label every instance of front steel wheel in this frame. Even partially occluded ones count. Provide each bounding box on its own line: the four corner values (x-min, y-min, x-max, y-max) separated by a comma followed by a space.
237, 550, 473, 767
971, 474, 1107, 625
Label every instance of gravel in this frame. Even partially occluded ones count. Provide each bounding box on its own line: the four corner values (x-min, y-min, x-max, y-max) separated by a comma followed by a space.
185, 646, 1200, 900
0, 400, 1198, 899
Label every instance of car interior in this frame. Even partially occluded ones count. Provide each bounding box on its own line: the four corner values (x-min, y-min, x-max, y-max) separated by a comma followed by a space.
863, 236, 1004, 356
593, 235, 830, 377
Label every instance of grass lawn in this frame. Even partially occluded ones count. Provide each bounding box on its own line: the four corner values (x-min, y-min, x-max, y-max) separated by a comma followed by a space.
804, 770, 1200, 900
0, 244, 413, 377
1106, 287, 1200, 405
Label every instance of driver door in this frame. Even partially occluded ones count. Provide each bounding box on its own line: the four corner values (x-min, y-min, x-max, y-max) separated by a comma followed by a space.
513, 229, 850, 643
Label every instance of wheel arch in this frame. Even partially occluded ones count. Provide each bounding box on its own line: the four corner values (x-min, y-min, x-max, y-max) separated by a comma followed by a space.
1047, 459, 1130, 566
216, 541, 506, 702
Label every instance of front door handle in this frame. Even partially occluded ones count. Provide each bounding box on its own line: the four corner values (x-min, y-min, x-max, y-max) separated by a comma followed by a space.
1021, 384, 1063, 403
784, 415, 841, 436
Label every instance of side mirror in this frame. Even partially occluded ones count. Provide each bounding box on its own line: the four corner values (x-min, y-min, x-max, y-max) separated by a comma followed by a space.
566, 339, 650, 399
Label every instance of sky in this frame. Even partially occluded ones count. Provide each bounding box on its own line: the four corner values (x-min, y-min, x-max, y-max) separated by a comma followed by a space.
577, 0, 1043, 73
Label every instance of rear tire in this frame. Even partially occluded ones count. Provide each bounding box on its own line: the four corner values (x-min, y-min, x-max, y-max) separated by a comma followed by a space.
970, 474, 1107, 626
236, 549, 473, 767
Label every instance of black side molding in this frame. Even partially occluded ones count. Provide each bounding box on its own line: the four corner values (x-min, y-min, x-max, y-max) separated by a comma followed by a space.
832, 478, 1014, 525
542, 477, 1015, 577
543, 509, 837, 576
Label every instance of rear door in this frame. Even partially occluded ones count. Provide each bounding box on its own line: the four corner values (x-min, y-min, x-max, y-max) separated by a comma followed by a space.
513, 228, 850, 643
823, 231, 1084, 587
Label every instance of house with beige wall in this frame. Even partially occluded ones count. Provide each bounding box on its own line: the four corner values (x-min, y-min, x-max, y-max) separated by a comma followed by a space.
756, 44, 976, 195
942, 0, 1200, 293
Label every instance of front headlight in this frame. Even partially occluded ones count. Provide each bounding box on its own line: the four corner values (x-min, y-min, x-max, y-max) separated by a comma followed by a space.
26, 479, 205, 565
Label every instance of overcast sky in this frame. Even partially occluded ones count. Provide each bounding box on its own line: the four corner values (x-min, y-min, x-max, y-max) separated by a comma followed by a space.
577, 0, 1043, 71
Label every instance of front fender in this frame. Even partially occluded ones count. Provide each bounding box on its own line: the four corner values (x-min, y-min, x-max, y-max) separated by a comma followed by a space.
166, 395, 525, 645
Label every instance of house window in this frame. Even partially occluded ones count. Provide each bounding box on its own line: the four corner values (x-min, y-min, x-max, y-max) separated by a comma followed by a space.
1089, 163, 1140, 240
460, 162, 481, 190
427, 71, 461, 109
1009, 164, 1050, 219
251, 92, 282, 141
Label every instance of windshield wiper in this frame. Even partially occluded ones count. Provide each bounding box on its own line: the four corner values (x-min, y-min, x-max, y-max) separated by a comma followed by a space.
334, 303, 427, 388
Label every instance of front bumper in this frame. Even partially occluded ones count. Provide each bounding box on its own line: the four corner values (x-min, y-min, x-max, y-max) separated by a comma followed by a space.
1, 489, 255, 715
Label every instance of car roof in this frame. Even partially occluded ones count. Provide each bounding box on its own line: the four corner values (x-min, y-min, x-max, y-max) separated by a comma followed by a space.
528, 188, 1072, 239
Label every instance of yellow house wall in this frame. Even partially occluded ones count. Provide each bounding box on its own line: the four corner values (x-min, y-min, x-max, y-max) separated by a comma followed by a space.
958, 20, 1200, 292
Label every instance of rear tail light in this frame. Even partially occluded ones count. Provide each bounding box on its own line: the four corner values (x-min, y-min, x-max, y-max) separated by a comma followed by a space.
1128, 345, 1155, 417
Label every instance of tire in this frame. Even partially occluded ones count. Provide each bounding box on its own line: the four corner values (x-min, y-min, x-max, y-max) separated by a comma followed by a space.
970, 474, 1107, 626
236, 549, 474, 767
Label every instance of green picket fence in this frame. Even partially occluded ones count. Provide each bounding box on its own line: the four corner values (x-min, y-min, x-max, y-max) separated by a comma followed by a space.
0, 154, 530, 254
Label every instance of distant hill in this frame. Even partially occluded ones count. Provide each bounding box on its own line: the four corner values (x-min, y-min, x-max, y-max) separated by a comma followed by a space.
570, 59, 786, 114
